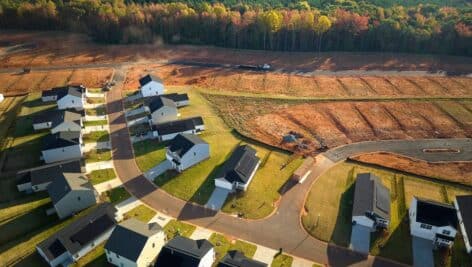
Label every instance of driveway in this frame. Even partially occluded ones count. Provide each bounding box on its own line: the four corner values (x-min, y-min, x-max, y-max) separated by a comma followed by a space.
205, 187, 230, 210
350, 224, 371, 254
143, 160, 172, 180
412, 237, 434, 267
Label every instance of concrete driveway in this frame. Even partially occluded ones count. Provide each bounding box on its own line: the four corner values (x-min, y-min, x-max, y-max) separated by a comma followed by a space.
412, 237, 434, 267
349, 224, 371, 254
205, 187, 230, 210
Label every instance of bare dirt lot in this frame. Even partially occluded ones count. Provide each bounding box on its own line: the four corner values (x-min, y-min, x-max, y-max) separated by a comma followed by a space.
351, 152, 472, 186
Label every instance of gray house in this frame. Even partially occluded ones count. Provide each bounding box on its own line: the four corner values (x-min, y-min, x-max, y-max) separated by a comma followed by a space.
47, 172, 97, 219
33, 109, 83, 133
218, 250, 267, 267
152, 116, 205, 141
154, 236, 215, 267
147, 96, 178, 125
166, 134, 210, 172
214, 145, 260, 192
16, 160, 83, 193
41, 85, 85, 110
105, 218, 166, 267
42, 131, 83, 163
37, 203, 117, 267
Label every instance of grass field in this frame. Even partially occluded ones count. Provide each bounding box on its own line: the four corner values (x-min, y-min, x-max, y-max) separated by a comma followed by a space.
82, 131, 109, 143
104, 187, 130, 204
301, 161, 472, 265
87, 168, 116, 185
85, 149, 112, 163
86, 107, 107, 116
163, 219, 196, 240
271, 254, 293, 267
83, 120, 108, 127
133, 139, 166, 172
123, 204, 156, 223
208, 233, 257, 263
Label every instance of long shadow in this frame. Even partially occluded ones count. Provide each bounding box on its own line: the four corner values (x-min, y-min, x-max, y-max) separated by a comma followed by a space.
2, 133, 45, 172
8, 251, 49, 267
121, 174, 156, 200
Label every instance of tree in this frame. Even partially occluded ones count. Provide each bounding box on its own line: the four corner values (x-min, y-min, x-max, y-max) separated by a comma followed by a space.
313, 15, 331, 52
261, 10, 282, 49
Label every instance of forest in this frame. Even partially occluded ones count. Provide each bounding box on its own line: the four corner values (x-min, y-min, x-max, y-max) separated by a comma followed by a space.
0, 0, 471, 56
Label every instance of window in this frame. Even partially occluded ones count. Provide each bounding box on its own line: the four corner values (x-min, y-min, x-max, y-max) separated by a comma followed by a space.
108, 257, 112, 262
420, 223, 432, 230
194, 152, 196, 156
442, 230, 451, 235
152, 243, 155, 248
72, 100, 75, 104
77, 196, 81, 201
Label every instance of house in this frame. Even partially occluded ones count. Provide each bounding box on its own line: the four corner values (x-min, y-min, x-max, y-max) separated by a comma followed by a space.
166, 134, 210, 172
33, 109, 83, 133
105, 218, 166, 267
454, 195, 472, 254
352, 173, 390, 230
47, 172, 97, 219
36, 203, 117, 267
41, 85, 85, 110
147, 96, 178, 124
161, 93, 189, 107
218, 250, 267, 267
214, 145, 260, 192
152, 116, 205, 141
139, 74, 164, 97
16, 160, 83, 193
409, 197, 458, 249
154, 236, 215, 267
42, 131, 83, 163
291, 157, 314, 183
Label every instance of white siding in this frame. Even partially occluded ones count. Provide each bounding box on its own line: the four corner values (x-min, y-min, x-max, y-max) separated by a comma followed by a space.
42, 144, 82, 164
150, 106, 178, 125
215, 178, 234, 191
198, 248, 215, 267
57, 95, 84, 110
169, 143, 210, 172
140, 81, 164, 98
106, 249, 137, 267
353, 215, 375, 230
17, 181, 32, 192
32, 182, 51, 192
454, 200, 472, 253
73, 230, 114, 262
51, 121, 82, 134
42, 95, 57, 102
236, 161, 260, 191
33, 122, 52, 131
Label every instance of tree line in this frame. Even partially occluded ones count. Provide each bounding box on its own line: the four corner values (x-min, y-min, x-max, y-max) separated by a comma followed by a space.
0, 0, 470, 56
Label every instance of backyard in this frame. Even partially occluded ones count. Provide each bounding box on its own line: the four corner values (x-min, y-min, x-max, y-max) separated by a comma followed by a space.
85, 149, 112, 163
87, 168, 116, 185
208, 233, 257, 263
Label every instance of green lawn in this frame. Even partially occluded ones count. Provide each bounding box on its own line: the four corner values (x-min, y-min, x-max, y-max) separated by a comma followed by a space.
123, 204, 156, 223
271, 254, 293, 267
87, 168, 116, 185
133, 139, 166, 172
301, 161, 472, 265
71, 243, 110, 267
14, 93, 55, 137
83, 120, 108, 127
87, 97, 105, 104
163, 219, 196, 240
87, 88, 104, 93
105, 187, 131, 204
83, 131, 109, 143
85, 149, 112, 163
86, 107, 107, 116
208, 233, 257, 263
3, 132, 46, 171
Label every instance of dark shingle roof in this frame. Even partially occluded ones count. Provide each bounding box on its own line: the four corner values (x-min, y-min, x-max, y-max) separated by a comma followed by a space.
218, 250, 267, 267
217, 145, 260, 184
352, 173, 390, 220
162, 93, 189, 103
37, 203, 117, 261
168, 134, 207, 157
105, 218, 162, 262
139, 74, 163, 86
154, 236, 213, 267
42, 131, 81, 150
456, 195, 472, 242
153, 117, 204, 136
33, 109, 82, 127
16, 160, 83, 187
42, 86, 83, 99
47, 173, 93, 204
415, 197, 458, 228
148, 96, 176, 112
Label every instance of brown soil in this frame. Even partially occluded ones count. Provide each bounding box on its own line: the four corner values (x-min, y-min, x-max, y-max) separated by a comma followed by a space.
68, 68, 113, 88
351, 152, 472, 186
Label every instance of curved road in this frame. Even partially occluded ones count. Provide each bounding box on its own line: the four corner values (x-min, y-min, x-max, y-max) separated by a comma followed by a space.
106, 68, 471, 267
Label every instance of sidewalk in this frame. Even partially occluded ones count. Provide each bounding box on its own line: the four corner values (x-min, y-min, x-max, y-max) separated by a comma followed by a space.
93, 177, 122, 194
83, 125, 110, 133
83, 141, 111, 153
84, 114, 107, 121
115, 196, 142, 220
85, 160, 114, 172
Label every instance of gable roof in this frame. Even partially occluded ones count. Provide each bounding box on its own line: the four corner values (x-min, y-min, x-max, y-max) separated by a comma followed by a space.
42, 131, 81, 150
148, 96, 177, 112
218, 250, 267, 267
155, 236, 213, 266
139, 74, 163, 86
33, 109, 82, 127
37, 203, 117, 261
352, 173, 390, 220
47, 172, 93, 204
16, 160, 83, 187
42, 86, 83, 99
456, 195, 472, 242
415, 197, 458, 228
153, 117, 204, 136
105, 218, 162, 262
161, 93, 189, 103
168, 133, 208, 158
217, 145, 260, 184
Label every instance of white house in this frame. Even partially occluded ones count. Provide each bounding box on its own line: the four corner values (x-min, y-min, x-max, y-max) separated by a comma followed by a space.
139, 74, 164, 98
16, 160, 83, 193
214, 145, 260, 192
147, 96, 178, 124
41, 131, 83, 163
105, 218, 166, 267
152, 116, 205, 141
155, 236, 215, 267
454, 195, 472, 254
41, 85, 85, 110
47, 172, 97, 219
219, 250, 267, 267
36, 203, 117, 267
33, 109, 83, 133
409, 197, 458, 249
166, 134, 210, 172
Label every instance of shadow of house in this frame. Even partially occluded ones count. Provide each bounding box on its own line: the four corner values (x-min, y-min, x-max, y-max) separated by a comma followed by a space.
330, 182, 355, 247
2, 133, 46, 172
